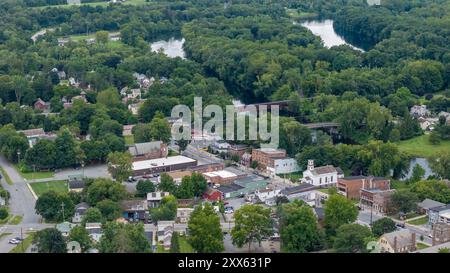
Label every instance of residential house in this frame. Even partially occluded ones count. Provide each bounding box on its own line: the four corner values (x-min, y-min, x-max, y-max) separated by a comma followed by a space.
68, 179, 85, 193
128, 141, 168, 161
120, 199, 149, 223
34, 98, 50, 111
417, 199, 445, 215
378, 230, 416, 253
147, 191, 170, 208
17, 128, 48, 147
438, 111, 450, 124
254, 188, 281, 206
55, 222, 77, 237
360, 188, 396, 215
301, 160, 344, 187
203, 187, 223, 202
85, 223, 103, 243
157, 220, 175, 250
128, 101, 143, 116
337, 176, 390, 200
176, 208, 194, 223
72, 202, 90, 223
410, 105, 430, 118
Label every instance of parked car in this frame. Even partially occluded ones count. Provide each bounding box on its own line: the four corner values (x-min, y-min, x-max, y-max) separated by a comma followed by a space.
127, 176, 137, 183
395, 222, 405, 228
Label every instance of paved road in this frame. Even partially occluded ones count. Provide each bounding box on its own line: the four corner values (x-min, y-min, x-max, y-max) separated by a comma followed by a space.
0, 156, 40, 224
181, 145, 223, 165
0, 156, 53, 253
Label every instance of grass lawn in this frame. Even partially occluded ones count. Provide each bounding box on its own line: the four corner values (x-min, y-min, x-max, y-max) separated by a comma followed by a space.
29, 180, 68, 197
416, 242, 430, 250
179, 236, 194, 253
124, 135, 135, 145
406, 216, 428, 226
279, 172, 302, 181
14, 165, 54, 180
9, 233, 34, 253
0, 167, 13, 185
397, 134, 450, 158
155, 244, 168, 253
9, 215, 23, 225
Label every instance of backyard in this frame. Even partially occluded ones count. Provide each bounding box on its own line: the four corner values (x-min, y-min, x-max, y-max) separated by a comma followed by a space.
397, 134, 450, 158
29, 180, 68, 197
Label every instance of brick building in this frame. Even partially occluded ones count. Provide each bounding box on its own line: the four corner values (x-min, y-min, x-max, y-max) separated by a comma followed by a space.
360, 188, 396, 214
251, 148, 286, 169
337, 176, 390, 200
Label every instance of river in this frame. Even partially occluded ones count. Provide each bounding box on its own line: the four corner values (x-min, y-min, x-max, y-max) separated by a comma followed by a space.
297, 20, 364, 51
150, 37, 186, 59
402, 158, 434, 181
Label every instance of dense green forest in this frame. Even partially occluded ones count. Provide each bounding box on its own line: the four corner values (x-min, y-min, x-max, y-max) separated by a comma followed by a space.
0, 0, 449, 177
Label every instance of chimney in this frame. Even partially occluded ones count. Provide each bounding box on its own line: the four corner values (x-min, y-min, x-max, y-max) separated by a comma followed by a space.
308, 160, 314, 171
411, 233, 416, 252
394, 236, 397, 253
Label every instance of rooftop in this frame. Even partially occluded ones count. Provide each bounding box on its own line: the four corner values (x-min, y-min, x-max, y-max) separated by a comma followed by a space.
281, 183, 316, 195
381, 230, 414, 249
310, 165, 337, 175
418, 199, 445, 210
217, 183, 245, 194
128, 141, 163, 156
120, 199, 148, 211
203, 170, 237, 179
132, 156, 196, 171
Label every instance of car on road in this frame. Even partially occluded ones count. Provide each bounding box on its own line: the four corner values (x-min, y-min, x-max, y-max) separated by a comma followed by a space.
395, 222, 405, 228
142, 174, 153, 179
127, 176, 137, 183
428, 233, 433, 238
8, 238, 20, 244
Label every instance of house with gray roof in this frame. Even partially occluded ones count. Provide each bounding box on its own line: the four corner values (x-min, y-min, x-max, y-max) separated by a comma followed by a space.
417, 199, 445, 214
128, 141, 168, 161
378, 230, 417, 253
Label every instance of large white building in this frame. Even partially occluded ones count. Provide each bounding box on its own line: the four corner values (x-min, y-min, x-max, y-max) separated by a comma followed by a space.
267, 157, 300, 176
301, 160, 344, 187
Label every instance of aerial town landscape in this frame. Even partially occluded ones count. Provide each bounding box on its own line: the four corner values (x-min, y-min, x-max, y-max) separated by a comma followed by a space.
0, 0, 450, 258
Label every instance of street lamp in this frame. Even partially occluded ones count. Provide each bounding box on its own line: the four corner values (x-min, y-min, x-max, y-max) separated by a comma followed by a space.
17, 151, 21, 163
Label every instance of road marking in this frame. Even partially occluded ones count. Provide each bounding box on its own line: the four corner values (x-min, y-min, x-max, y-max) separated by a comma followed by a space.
26, 183, 38, 200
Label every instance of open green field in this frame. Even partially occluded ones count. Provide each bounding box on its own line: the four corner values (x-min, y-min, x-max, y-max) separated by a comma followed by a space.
29, 180, 68, 197
286, 8, 318, 20
0, 167, 13, 185
14, 165, 54, 181
9, 233, 34, 253
397, 134, 450, 158
35, 0, 150, 9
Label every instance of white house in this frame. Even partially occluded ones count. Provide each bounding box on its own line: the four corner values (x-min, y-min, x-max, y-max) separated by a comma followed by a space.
301, 160, 344, 187
210, 140, 231, 154
267, 157, 299, 176
147, 191, 170, 208
176, 208, 194, 223
254, 188, 281, 206
85, 223, 103, 243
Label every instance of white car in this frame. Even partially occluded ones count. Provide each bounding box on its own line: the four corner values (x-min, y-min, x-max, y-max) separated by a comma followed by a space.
8, 238, 20, 244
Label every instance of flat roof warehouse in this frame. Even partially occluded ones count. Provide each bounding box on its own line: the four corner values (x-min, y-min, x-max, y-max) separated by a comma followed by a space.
132, 156, 196, 171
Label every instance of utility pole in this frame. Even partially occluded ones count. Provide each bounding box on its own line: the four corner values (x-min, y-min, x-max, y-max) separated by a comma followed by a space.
61, 202, 65, 222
